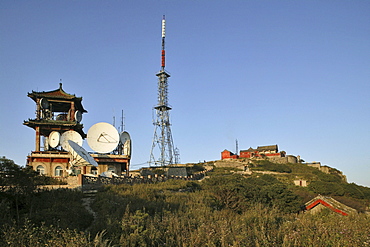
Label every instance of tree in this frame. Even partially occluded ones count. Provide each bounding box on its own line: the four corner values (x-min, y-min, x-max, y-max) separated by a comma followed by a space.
203, 175, 260, 212
0, 157, 36, 226
0, 156, 35, 190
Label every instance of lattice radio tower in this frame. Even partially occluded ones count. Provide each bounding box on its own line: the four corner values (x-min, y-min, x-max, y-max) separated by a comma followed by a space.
149, 16, 178, 166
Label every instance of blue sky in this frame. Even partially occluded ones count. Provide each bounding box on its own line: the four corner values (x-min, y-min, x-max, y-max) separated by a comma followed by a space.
1, 1, 369, 187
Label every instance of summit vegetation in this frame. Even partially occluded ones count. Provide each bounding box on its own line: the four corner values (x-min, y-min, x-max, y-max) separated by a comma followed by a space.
1, 157, 370, 246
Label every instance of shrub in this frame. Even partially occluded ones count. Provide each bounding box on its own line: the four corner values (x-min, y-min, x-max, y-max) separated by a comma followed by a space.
1, 220, 91, 247
342, 182, 370, 200
203, 174, 301, 213
253, 160, 292, 173
308, 181, 345, 196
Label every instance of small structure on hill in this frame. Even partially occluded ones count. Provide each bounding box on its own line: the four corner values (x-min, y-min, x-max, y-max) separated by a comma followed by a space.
221, 150, 239, 159
240, 145, 283, 158
222, 145, 284, 159
167, 167, 188, 177
294, 179, 308, 187
305, 195, 357, 216
221, 144, 298, 164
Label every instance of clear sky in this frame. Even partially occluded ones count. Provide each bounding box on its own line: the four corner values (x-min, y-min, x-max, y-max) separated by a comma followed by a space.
1, 1, 369, 187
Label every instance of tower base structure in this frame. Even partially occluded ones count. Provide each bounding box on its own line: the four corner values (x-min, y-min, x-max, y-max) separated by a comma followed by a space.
24, 83, 131, 179
27, 151, 130, 177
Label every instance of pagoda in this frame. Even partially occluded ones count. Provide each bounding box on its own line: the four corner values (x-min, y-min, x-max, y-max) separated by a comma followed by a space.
24, 83, 88, 177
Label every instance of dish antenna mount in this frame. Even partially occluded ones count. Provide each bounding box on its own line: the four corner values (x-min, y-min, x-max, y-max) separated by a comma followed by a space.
68, 140, 98, 166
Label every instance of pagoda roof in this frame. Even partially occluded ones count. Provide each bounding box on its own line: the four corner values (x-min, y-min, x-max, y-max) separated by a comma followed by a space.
28, 83, 81, 101
27, 83, 87, 112
240, 145, 278, 153
257, 145, 278, 152
23, 119, 86, 138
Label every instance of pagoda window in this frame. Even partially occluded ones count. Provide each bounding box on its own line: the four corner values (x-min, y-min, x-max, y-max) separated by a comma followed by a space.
55, 166, 63, 177
36, 165, 45, 175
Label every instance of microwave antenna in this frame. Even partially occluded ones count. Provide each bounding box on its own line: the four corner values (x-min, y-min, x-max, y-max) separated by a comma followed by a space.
120, 109, 125, 132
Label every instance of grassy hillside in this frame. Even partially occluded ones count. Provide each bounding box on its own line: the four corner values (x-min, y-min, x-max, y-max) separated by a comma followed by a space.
243, 160, 370, 212
1, 158, 370, 246
84, 174, 370, 246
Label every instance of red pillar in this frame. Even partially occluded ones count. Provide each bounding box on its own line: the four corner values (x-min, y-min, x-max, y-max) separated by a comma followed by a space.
35, 126, 40, 152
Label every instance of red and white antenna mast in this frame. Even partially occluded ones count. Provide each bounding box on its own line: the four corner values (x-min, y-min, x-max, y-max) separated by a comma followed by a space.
150, 15, 178, 166
161, 15, 166, 70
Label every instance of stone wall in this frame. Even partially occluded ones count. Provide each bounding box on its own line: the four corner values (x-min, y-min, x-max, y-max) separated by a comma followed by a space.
268, 156, 298, 164
214, 160, 247, 169
78, 166, 213, 190
215, 155, 299, 167
306, 162, 330, 174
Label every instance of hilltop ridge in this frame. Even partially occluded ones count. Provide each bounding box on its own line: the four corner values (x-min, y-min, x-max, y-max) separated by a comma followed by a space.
199, 158, 369, 213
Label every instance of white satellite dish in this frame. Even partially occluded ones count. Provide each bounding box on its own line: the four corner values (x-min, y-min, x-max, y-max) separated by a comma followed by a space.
123, 139, 131, 156
40, 98, 49, 109
49, 131, 60, 148
60, 130, 83, 152
75, 110, 82, 123
68, 140, 98, 166
87, 122, 119, 154
120, 131, 132, 156
120, 131, 130, 144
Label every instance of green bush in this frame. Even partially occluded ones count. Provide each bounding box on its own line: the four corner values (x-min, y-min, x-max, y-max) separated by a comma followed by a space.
29, 189, 93, 230
308, 181, 345, 196
203, 174, 301, 213
253, 160, 292, 173
1, 220, 91, 247
343, 182, 370, 199
311, 169, 342, 183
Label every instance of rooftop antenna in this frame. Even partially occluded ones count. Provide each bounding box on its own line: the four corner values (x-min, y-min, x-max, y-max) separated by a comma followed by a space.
120, 109, 125, 132
236, 139, 239, 156
149, 15, 178, 166
112, 108, 116, 128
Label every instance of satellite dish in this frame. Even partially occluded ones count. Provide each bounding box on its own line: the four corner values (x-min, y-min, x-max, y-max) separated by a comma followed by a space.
87, 122, 119, 154
68, 140, 98, 166
120, 131, 130, 144
60, 130, 83, 152
120, 131, 131, 156
48, 131, 60, 148
40, 98, 49, 109
123, 139, 131, 156
75, 110, 82, 123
